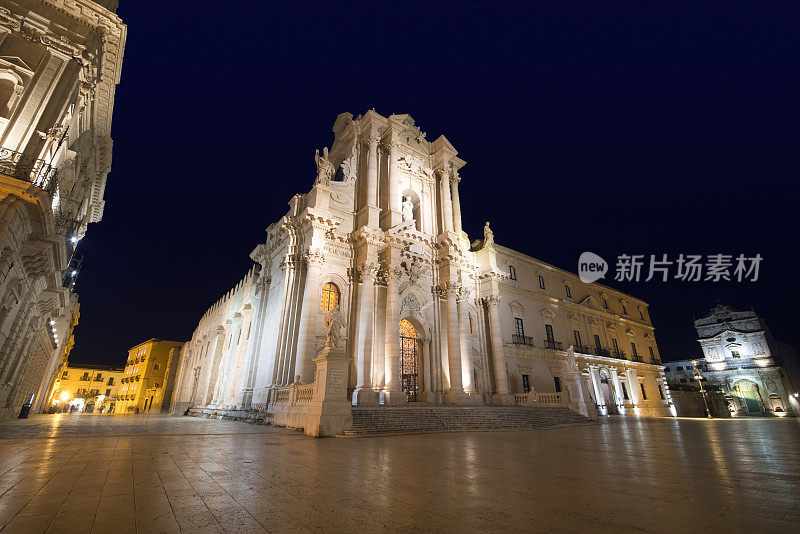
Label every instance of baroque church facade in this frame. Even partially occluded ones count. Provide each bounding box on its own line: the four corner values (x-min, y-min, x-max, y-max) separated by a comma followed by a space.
171, 111, 672, 432
664, 305, 800, 417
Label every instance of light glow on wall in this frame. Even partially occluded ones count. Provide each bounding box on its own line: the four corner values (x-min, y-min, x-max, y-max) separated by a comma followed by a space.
709, 363, 726, 371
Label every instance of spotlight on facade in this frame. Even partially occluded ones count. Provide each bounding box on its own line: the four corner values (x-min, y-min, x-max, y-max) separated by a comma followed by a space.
70, 236, 78, 244
49, 320, 55, 326
60, 392, 70, 401
71, 270, 77, 276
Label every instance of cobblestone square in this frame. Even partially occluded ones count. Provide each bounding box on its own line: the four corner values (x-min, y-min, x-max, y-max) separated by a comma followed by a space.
0, 415, 798, 533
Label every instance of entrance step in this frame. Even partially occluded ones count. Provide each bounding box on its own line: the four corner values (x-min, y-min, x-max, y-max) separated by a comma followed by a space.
344, 405, 594, 436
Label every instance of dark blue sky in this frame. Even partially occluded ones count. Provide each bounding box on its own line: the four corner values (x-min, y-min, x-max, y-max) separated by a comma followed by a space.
69, 0, 800, 365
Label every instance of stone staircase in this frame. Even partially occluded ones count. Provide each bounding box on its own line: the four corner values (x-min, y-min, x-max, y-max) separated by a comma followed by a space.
344, 405, 593, 436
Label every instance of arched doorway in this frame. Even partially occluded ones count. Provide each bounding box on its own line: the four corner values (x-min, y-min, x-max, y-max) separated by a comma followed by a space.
733, 379, 765, 415
399, 319, 420, 402
599, 369, 617, 415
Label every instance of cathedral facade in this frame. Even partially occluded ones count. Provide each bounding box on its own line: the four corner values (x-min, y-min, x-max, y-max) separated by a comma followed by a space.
171, 111, 672, 432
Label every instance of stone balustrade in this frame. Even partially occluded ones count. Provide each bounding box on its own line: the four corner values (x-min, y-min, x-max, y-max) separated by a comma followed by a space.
269, 383, 314, 406
514, 391, 569, 407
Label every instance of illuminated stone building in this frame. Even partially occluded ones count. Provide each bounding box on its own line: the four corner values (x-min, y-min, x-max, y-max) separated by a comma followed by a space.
47, 362, 123, 413
116, 339, 182, 414
0, 0, 125, 418
664, 305, 800, 416
171, 111, 672, 433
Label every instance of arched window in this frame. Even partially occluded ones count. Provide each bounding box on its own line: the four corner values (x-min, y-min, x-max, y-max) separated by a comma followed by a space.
564, 284, 571, 298
320, 282, 340, 311
538, 275, 546, 290
508, 265, 516, 280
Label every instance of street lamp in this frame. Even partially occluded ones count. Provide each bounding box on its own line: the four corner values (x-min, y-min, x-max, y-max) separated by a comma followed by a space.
692, 359, 713, 419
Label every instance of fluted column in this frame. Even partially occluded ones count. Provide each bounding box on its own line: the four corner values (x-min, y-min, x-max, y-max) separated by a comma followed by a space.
386, 139, 402, 227
610, 367, 624, 410
443, 283, 464, 403
484, 296, 512, 400
589, 366, 605, 411
439, 169, 454, 233
294, 252, 325, 383
381, 265, 405, 405
353, 263, 378, 405
364, 133, 379, 227
450, 174, 463, 234
626, 368, 641, 408
457, 289, 474, 393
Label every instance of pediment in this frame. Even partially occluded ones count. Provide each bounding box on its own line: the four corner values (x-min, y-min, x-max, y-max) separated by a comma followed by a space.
625, 328, 635, 337
539, 307, 556, 320
577, 295, 607, 312
508, 300, 525, 314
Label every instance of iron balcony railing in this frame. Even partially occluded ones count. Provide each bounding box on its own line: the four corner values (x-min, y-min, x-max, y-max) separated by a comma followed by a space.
610, 349, 626, 359
542, 339, 563, 350
0, 147, 58, 191
512, 334, 534, 346
630, 355, 644, 363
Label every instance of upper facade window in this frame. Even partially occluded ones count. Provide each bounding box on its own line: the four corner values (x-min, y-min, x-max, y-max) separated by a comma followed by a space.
565, 284, 571, 298
538, 275, 546, 290
508, 265, 516, 280
321, 282, 340, 311
602, 297, 609, 309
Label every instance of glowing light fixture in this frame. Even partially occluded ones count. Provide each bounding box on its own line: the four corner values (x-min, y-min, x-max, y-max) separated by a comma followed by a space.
69, 236, 78, 244
60, 392, 70, 401
71, 270, 77, 276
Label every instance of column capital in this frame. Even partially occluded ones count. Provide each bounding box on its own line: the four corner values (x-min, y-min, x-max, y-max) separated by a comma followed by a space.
383, 265, 403, 283
482, 295, 501, 308
358, 261, 380, 281
304, 249, 326, 267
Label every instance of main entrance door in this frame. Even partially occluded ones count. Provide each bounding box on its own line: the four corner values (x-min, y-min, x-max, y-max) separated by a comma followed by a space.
399, 319, 420, 402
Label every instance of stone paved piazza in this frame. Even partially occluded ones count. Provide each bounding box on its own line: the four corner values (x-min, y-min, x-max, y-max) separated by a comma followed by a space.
0, 416, 797, 533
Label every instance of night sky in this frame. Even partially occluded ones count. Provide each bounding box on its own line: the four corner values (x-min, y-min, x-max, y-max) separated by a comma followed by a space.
68, 1, 800, 366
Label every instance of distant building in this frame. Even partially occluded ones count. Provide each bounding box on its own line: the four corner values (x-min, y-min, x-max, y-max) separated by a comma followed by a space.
116, 339, 183, 414
47, 363, 124, 413
0, 1, 126, 418
664, 305, 799, 416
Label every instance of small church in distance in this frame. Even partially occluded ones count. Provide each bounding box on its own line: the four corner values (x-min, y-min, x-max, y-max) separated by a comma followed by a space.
170, 110, 673, 435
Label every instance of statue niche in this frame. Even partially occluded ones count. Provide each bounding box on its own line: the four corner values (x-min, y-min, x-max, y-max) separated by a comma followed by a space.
401, 189, 421, 231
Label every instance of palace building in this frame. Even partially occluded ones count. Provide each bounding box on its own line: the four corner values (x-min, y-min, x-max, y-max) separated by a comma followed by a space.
46, 363, 123, 413
0, 0, 125, 418
171, 111, 673, 434
664, 305, 800, 417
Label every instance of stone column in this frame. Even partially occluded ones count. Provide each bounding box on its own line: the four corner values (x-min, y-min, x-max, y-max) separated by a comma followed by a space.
294, 252, 324, 383
381, 266, 405, 405
444, 283, 465, 403
365, 133, 379, 227
589, 366, 605, 412
626, 368, 641, 407
439, 169, 454, 233
353, 263, 378, 405
386, 139, 402, 227
450, 174, 463, 234
484, 296, 514, 403
457, 289, 475, 394
610, 367, 624, 408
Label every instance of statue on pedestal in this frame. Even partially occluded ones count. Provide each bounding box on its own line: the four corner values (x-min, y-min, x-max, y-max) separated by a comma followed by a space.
484, 221, 494, 247
314, 147, 335, 186
402, 195, 414, 222
323, 309, 346, 350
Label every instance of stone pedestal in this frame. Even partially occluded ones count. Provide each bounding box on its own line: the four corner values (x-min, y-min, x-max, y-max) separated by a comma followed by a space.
565, 373, 598, 420
304, 346, 353, 437
491, 393, 516, 405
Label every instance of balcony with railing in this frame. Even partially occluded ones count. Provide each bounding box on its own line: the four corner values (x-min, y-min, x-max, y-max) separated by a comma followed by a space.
542, 339, 563, 350
0, 148, 58, 191
512, 334, 534, 346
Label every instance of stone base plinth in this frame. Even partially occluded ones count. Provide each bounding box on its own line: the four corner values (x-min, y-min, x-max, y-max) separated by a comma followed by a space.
352, 387, 379, 406
305, 346, 354, 437
380, 388, 408, 406
491, 393, 516, 405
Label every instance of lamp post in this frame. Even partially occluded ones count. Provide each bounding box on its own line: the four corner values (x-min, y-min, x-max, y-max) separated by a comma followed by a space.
692, 359, 713, 419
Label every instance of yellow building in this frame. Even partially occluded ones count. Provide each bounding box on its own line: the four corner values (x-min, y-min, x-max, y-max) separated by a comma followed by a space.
48, 365, 125, 414
117, 339, 184, 414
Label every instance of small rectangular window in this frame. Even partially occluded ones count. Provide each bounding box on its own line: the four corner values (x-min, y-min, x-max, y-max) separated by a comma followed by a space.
649, 347, 655, 360
573, 330, 582, 347
612, 338, 619, 353
522, 374, 531, 393
621, 382, 629, 400
553, 376, 562, 393
545, 324, 554, 342
639, 309, 645, 321
538, 275, 546, 289
105, 389, 111, 396
602, 298, 609, 309
565, 285, 571, 298
509, 265, 516, 280
514, 318, 525, 337
658, 385, 664, 399
622, 304, 628, 315
640, 383, 647, 400
631, 342, 638, 356
594, 334, 602, 351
